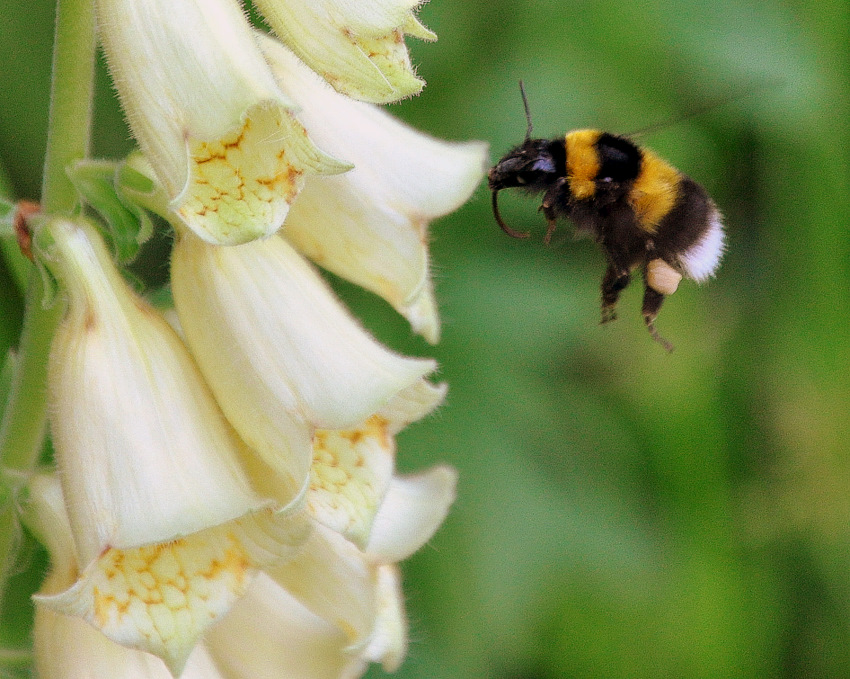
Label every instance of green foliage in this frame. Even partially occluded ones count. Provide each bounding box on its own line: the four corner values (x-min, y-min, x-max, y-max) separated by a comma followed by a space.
0, 350, 18, 422
67, 159, 154, 264
0, 199, 14, 231
0, 0, 849, 677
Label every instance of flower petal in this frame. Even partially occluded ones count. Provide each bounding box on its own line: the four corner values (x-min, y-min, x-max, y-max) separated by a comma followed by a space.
29, 477, 228, 679
23, 475, 77, 589
34, 510, 308, 677
44, 219, 267, 565
257, 35, 488, 340
170, 230, 436, 463
377, 379, 447, 435
308, 380, 446, 546
401, 277, 441, 343
254, 0, 433, 103
309, 416, 395, 548
206, 572, 367, 679
177, 101, 349, 245
366, 465, 458, 564
267, 524, 377, 646
96, 0, 348, 245
363, 565, 408, 671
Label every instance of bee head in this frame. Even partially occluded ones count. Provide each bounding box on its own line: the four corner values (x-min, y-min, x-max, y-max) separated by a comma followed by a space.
489, 81, 567, 239
487, 139, 564, 193
489, 137, 566, 239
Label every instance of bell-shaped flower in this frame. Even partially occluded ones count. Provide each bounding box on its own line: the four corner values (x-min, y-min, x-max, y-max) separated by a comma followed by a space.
170, 228, 437, 486
307, 379, 448, 548
205, 461, 456, 677
36, 218, 310, 674
257, 34, 488, 342
205, 570, 369, 679
244, 379, 456, 672
28, 474, 230, 679
29, 392, 454, 679
96, 0, 349, 245
253, 0, 436, 104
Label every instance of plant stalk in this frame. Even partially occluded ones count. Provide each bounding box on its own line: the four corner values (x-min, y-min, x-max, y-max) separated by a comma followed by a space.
0, 0, 96, 609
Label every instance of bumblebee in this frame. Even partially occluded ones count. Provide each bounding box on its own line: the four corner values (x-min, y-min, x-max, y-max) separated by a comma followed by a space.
488, 86, 725, 351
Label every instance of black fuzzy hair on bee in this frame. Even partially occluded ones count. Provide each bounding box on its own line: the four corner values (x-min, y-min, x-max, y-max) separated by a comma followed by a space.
488, 82, 725, 352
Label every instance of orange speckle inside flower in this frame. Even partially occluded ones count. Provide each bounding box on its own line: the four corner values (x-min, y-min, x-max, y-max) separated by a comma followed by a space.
307, 415, 394, 547
176, 104, 314, 245
86, 529, 253, 669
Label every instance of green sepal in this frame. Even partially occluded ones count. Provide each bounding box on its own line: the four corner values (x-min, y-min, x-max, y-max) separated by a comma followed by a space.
117, 152, 172, 221
29, 216, 62, 311
67, 159, 154, 264
117, 159, 155, 196
121, 269, 147, 296
146, 284, 174, 311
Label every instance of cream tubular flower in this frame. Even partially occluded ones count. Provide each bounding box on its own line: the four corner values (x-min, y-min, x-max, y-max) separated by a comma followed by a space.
258, 465, 456, 673
253, 0, 435, 104
266, 382, 455, 671
96, 0, 349, 245
308, 379, 447, 547
44, 218, 265, 561
38, 218, 309, 674
170, 229, 436, 483
209, 467, 455, 678
258, 34, 488, 342
28, 475, 228, 679
205, 571, 368, 679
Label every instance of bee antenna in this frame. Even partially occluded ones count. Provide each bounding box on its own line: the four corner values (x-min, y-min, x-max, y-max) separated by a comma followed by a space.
519, 80, 534, 141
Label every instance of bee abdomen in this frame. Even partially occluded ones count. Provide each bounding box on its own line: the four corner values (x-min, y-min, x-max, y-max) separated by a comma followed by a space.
678, 207, 724, 282
655, 176, 725, 282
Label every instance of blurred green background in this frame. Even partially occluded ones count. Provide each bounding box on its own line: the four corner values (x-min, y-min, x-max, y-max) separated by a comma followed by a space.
1, 0, 849, 677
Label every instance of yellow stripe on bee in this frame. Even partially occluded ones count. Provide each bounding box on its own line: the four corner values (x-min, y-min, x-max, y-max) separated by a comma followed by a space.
565, 129, 601, 200
628, 148, 681, 234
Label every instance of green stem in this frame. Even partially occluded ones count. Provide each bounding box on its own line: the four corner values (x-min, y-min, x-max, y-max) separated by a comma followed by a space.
0, 0, 95, 605
0, 646, 32, 665
41, 0, 96, 215
0, 162, 31, 295
0, 271, 65, 473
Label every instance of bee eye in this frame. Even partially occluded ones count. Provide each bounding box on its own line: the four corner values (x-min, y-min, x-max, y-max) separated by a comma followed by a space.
531, 157, 556, 173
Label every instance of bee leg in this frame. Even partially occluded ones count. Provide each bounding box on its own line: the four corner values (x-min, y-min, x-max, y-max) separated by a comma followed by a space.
642, 286, 674, 352
600, 264, 631, 324
541, 178, 568, 245
544, 213, 558, 245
